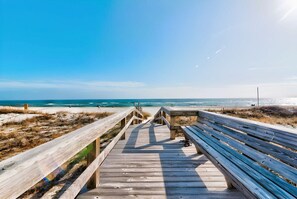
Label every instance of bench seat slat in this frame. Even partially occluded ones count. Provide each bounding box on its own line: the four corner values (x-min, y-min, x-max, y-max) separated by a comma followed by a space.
186, 126, 296, 199
194, 122, 297, 184
181, 126, 277, 199
201, 119, 297, 168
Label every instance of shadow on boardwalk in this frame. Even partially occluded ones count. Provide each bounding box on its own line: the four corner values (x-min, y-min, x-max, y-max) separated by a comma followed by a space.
78, 122, 243, 198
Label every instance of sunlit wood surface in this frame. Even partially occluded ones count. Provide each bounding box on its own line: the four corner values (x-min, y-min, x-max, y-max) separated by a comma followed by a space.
78, 122, 243, 199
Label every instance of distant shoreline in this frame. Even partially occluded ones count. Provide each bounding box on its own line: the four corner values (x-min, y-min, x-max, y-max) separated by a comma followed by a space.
0, 98, 296, 107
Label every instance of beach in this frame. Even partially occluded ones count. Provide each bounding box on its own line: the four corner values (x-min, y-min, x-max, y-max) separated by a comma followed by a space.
0, 106, 159, 124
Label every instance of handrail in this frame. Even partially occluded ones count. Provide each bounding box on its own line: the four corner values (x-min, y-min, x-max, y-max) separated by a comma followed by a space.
153, 106, 200, 139
60, 115, 137, 198
154, 106, 199, 118
0, 107, 143, 199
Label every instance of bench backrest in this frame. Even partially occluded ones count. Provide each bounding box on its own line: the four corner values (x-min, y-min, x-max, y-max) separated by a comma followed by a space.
195, 111, 297, 197
199, 111, 297, 150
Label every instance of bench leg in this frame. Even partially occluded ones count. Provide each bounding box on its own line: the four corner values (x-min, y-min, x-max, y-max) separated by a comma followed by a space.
183, 133, 191, 147
225, 177, 234, 189
195, 146, 202, 155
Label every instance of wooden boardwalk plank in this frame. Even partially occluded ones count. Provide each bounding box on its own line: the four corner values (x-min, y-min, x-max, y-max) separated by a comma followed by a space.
78, 122, 244, 198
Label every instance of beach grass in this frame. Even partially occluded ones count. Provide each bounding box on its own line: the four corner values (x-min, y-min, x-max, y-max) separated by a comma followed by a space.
0, 111, 111, 161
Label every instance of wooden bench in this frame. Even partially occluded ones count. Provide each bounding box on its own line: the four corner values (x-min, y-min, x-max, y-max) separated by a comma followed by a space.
182, 111, 297, 199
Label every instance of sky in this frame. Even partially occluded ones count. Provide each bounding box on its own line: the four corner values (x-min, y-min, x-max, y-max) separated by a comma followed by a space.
0, 0, 297, 100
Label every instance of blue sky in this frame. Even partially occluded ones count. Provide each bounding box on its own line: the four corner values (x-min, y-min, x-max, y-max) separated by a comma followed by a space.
1, 0, 297, 99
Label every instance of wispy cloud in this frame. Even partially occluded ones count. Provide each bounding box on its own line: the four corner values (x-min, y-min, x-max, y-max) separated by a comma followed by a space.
279, 6, 297, 22
215, 48, 222, 54
0, 80, 145, 89
248, 66, 288, 71
286, 76, 297, 81
248, 67, 263, 71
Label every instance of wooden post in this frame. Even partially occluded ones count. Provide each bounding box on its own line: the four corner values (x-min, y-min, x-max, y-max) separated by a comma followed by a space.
169, 116, 176, 140
120, 117, 126, 140
162, 111, 166, 125
257, 87, 260, 107
138, 113, 141, 124
132, 111, 135, 125
136, 112, 140, 124
24, 104, 29, 111
87, 138, 100, 189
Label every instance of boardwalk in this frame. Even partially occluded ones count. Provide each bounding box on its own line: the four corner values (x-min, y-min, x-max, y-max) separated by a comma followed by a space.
78, 122, 243, 199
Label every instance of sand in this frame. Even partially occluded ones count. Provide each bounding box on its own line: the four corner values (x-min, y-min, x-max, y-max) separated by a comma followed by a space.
0, 113, 39, 125
0, 106, 161, 125
29, 106, 160, 116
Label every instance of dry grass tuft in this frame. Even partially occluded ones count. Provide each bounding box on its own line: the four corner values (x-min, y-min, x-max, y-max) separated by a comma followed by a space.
0, 108, 40, 114
141, 111, 151, 119
0, 112, 112, 161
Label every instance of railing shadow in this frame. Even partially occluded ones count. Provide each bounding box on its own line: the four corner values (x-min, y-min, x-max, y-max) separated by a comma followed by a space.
122, 121, 228, 197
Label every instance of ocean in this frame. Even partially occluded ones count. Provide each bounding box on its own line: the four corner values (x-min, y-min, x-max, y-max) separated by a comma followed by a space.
0, 98, 297, 107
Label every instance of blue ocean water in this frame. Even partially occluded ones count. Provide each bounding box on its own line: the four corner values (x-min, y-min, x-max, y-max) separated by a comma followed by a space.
0, 98, 297, 107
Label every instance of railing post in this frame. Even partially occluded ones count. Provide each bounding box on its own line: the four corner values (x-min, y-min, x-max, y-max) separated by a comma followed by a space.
132, 111, 136, 125
87, 138, 100, 189
162, 111, 166, 125
135, 112, 139, 124
158, 111, 162, 124
169, 115, 176, 140
121, 117, 127, 140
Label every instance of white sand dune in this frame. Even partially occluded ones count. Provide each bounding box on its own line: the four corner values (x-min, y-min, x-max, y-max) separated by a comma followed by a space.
0, 106, 161, 125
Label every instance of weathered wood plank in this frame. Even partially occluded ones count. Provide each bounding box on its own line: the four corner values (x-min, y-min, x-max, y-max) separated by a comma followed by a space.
101, 163, 213, 168
199, 111, 297, 150
99, 176, 226, 182
102, 159, 210, 164
109, 149, 197, 153
79, 187, 243, 198
79, 195, 242, 199
199, 110, 297, 137
201, 120, 297, 168
99, 171, 224, 177
98, 181, 228, 188
100, 167, 220, 173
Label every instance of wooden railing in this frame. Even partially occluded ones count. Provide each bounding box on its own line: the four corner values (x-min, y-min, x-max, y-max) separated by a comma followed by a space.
0, 107, 143, 199
153, 106, 297, 142
154, 107, 199, 139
